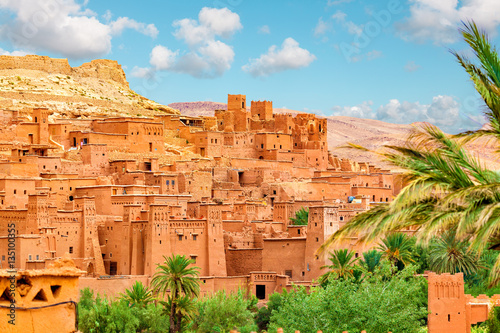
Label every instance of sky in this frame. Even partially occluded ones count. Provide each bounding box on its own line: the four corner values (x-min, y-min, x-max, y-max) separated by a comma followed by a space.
0, 0, 499, 133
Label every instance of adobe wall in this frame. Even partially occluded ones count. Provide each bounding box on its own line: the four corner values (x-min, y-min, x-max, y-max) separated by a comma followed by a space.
0, 255, 83, 333
79, 275, 150, 299
226, 248, 263, 276
262, 238, 306, 281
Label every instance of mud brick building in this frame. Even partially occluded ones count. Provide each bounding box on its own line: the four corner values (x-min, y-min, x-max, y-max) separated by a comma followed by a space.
0, 93, 399, 300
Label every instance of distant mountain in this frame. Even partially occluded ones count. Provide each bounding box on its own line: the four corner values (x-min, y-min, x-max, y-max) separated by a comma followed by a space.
168, 102, 226, 117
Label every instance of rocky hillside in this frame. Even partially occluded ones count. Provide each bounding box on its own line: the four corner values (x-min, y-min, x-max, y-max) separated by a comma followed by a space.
0, 55, 178, 119
168, 101, 227, 117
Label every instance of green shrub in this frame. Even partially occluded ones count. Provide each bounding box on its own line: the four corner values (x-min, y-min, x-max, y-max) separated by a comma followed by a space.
268, 265, 428, 333
188, 289, 258, 333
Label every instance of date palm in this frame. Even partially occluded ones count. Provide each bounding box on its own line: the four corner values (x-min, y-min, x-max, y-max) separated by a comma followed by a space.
119, 281, 154, 308
290, 207, 309, 225
151, 254, 200, 333
320, 21, 500, 285
378, 233, 416, 268
359, 249, 383, 274
428, 230, 479, 275
318, 248, 359, 285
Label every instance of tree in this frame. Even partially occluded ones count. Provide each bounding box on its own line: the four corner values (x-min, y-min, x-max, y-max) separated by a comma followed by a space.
189, 289, 258, 333
119, 281, 154, 308
318, 248, 359, 285
428, 230, 480, 275
151, 254, 200, 333
320, 22, 500, 285
359, 249, 383, 274
378, 233, 416, 268
268, 265, 428, 333
290, 207, 309, 225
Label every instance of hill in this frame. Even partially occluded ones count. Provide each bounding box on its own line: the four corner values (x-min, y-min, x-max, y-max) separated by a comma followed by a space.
0, 55, 178, 119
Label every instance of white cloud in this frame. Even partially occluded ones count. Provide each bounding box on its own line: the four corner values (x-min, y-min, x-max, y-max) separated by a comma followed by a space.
314, 17, 331, 37
109, 17, 159, 38
332, 95, 477, 133
150, 45, 177, 70
404, 60, 420, 72
131, 66, 155, 79
332, 10, 363, 36
198, 7, 242, 38
242, 38, 316, 77
0, 48, 31, 56
173, 7, 242, 46
332, 101, 375, 119
259, 25, 271, 34
138, 7, 240, 79
397, 0, 500, 44
0, 0, 158, 59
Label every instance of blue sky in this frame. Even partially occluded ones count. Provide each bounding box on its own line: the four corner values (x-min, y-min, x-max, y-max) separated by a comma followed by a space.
0, 0, 499, 133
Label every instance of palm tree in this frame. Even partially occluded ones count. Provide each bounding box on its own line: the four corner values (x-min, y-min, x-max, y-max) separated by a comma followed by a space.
378, 233, 416, 268
428, 230, 480, 275
119, 281, 154, 308
151, 254, 200, 333
359, 249, 383, 274
318, 248, 359, 285
320, 21, 500, 285
290, 207, 309, 225
160, 295, 197, 332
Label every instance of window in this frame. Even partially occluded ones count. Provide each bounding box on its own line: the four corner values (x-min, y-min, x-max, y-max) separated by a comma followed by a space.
29, 255, 32, 260
190, 255, 197, 263
110, 253, 112, 258
13, 190, 16, 194
166, 180, 170, 186
193, 235, 197, 241
178, 235, 183, 241
172, 180, 175, 186
36, 255, 39, 260
69, 247, 73, 254
285, 270, 292, 278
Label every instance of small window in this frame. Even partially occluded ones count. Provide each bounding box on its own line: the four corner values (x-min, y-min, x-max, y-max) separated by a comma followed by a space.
29, 255, 32, 260
172, 180, 175, 186
193, 235, 197, 241
110, 253, 112, 258
69, 247, 73, 254
166, 180, 170, 186
13, 190, 16, 194
36, 255, 39, 260
178, 235, 183, 241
